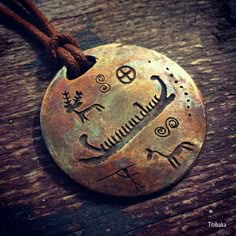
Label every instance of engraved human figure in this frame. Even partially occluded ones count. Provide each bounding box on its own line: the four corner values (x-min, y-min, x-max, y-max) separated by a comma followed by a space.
96, 164, 145, 192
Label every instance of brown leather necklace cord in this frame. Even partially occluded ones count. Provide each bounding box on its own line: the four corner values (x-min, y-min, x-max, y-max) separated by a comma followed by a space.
0, 0, 92, 79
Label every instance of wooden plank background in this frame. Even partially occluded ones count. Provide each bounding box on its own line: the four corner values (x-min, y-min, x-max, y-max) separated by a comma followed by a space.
0, 0, 236, 235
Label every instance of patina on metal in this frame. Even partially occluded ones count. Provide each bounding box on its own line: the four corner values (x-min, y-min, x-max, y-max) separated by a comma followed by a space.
40, 44, 206, 197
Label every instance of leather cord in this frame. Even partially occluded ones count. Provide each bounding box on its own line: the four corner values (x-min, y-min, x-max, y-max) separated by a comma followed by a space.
0, 0, 93, 78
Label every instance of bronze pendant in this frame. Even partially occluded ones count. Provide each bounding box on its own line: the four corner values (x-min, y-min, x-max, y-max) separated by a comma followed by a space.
41, 44, 206, 196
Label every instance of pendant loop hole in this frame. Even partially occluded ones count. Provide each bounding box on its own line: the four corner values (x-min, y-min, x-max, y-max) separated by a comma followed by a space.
67, 55, 97, 80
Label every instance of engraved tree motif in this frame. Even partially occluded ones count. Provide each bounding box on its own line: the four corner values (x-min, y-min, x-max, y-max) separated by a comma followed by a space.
62, 91, 105, 123
63, 90, 83, 112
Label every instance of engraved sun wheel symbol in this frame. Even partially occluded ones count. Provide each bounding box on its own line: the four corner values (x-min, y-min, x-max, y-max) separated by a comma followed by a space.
116, 65, 136, 84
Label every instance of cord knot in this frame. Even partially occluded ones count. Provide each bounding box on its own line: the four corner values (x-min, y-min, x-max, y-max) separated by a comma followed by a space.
49, 33, 78, 59
0, 0, 93, 79
48, 33, 93, 78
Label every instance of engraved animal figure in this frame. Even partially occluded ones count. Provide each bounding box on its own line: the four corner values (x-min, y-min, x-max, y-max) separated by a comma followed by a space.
62, 91, 105, 123
79, 75, 176, 165
96, 164, 145, 192
146, 142, 194, 169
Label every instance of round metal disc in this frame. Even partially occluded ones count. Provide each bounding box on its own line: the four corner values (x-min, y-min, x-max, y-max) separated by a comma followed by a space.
41, 44, 206, 197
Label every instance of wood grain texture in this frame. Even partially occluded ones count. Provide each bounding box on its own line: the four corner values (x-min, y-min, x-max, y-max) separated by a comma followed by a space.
0, 0, 235, 235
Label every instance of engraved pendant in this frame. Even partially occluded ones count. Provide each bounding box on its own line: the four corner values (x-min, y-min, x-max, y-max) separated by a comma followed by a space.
41, 44, 206, 196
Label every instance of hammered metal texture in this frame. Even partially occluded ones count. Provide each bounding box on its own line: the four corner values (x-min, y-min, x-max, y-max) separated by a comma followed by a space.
40, 44, 206, 197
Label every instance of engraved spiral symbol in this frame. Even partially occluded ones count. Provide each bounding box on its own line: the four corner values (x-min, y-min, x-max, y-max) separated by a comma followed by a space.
155, 117, 179, 137
95, 74, 111, 93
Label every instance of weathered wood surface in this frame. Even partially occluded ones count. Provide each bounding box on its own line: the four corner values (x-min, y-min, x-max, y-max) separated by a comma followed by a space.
0, 0, 236, 235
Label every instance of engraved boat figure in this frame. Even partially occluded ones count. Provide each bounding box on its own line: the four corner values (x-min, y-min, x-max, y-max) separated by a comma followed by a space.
79, 75, 175, 165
